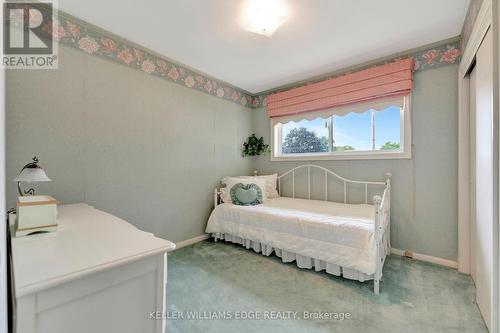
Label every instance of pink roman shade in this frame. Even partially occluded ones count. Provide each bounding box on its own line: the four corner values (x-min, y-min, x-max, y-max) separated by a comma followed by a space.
267, 58, 415, 118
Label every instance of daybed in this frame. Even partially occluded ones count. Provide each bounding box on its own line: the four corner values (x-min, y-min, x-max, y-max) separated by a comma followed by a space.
205, 165, 391, 294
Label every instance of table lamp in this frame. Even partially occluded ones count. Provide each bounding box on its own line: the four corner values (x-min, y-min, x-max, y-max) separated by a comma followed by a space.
13, 156, 57, 236
13, 156, 51, 196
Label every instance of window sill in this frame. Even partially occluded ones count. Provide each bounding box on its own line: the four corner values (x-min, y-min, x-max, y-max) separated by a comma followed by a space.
270, 150, 411, 161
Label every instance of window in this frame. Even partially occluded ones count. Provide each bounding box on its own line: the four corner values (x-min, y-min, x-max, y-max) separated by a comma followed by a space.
271, 96, 411, 161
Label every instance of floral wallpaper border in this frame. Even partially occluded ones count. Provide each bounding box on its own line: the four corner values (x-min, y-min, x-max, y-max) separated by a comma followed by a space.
11, 5, 461, 110
35, 9, 256, 108
251, 39, 462, 108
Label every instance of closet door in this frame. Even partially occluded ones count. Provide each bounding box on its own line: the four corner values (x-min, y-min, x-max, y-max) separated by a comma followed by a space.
474, 28, 493, 331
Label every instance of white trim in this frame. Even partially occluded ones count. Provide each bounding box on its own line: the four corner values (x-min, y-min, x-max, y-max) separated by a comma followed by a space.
270, 150, 411, 161
492, 2, 500, 332
458, 0, 492, 274
173, 239, 460, 269
458, 73, 472, 274
390, 248, 458, 269
174, 234, 210, 250
457, 2, 499, 329
270, 96, 412, 161
0, 68, 6, 333
460, 0, 493, 78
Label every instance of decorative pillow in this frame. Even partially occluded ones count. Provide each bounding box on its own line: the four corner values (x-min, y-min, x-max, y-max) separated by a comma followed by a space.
238, 174, 279, 198
220, 177, 267, 203
230, 183, 263, 206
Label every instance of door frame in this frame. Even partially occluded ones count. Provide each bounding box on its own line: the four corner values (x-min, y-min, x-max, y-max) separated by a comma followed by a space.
469, 66, 477, 283
458, 0, 492, 275
0, 69, 5, 333
458, 0, 499, 332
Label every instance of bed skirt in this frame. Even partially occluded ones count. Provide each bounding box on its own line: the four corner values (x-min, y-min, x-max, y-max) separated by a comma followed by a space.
211, 232, 373, 282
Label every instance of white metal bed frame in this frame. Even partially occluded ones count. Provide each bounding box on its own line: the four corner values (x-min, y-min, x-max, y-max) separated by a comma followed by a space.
213, 164, 391, 294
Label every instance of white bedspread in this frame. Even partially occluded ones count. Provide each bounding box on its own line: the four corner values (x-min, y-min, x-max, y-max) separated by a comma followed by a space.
206, 197, 377, 275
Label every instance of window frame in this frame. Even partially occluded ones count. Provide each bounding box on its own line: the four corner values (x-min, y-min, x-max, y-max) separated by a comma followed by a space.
270, 96, 412, 161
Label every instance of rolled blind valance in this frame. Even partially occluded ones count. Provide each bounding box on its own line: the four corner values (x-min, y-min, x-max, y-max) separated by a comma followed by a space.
267, 58, 414, 118
273, 96, 406, 124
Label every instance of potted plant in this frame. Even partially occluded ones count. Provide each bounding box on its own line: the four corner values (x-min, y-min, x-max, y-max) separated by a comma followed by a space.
242, 134, 270, 157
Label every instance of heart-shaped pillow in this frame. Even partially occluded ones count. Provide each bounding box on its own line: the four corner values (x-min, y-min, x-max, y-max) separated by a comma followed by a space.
230, 183, 263, 206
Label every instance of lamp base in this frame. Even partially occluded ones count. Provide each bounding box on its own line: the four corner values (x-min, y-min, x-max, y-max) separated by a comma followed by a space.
15, 223, 58, 237
16, 195, 58, 237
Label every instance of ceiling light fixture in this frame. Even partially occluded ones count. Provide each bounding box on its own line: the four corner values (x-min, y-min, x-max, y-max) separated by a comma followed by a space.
242, 0, 288, 37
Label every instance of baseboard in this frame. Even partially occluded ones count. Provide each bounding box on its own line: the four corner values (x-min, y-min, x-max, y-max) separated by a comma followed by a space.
390, 248, 458, 269
174, 234, 210, 250
173, 238, 458, 269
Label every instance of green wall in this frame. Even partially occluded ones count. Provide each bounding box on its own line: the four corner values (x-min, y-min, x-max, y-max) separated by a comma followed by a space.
6, 44, 459, 260
251, 65, 459, 260
6, 45, 253, 243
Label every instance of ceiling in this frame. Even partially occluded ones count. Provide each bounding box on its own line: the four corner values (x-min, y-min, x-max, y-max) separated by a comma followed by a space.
60, 0, 470, 94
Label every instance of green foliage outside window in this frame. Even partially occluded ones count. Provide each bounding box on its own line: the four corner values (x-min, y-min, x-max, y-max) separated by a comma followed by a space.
282, 127, 355, 154
333, 145, 355, 152
380, 142, 400, 150
282, 128, 328, 154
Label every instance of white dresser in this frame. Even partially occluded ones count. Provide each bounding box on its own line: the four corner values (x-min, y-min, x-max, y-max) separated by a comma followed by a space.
9, 204, 176, 333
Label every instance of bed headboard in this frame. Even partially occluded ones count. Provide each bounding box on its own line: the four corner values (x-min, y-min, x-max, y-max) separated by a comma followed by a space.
277, 164, 390, 205
214, 164, 391, 207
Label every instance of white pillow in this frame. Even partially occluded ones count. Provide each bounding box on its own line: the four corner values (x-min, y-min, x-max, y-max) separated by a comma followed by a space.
238, 174, 279, 198
220, 177, 267, 203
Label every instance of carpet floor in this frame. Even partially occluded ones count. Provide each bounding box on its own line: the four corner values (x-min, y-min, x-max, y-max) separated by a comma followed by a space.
166, 240, 487, 333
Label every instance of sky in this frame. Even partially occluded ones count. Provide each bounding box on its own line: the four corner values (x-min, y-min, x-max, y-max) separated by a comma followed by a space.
281, 106, 401, 151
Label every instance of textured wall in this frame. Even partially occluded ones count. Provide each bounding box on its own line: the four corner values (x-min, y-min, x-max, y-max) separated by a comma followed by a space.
6, 45, 253, 243
252, 65, 459, 260
6, 44, 460, 260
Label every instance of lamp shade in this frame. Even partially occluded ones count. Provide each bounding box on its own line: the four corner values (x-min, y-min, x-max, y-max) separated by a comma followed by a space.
13, 167, 51, 183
